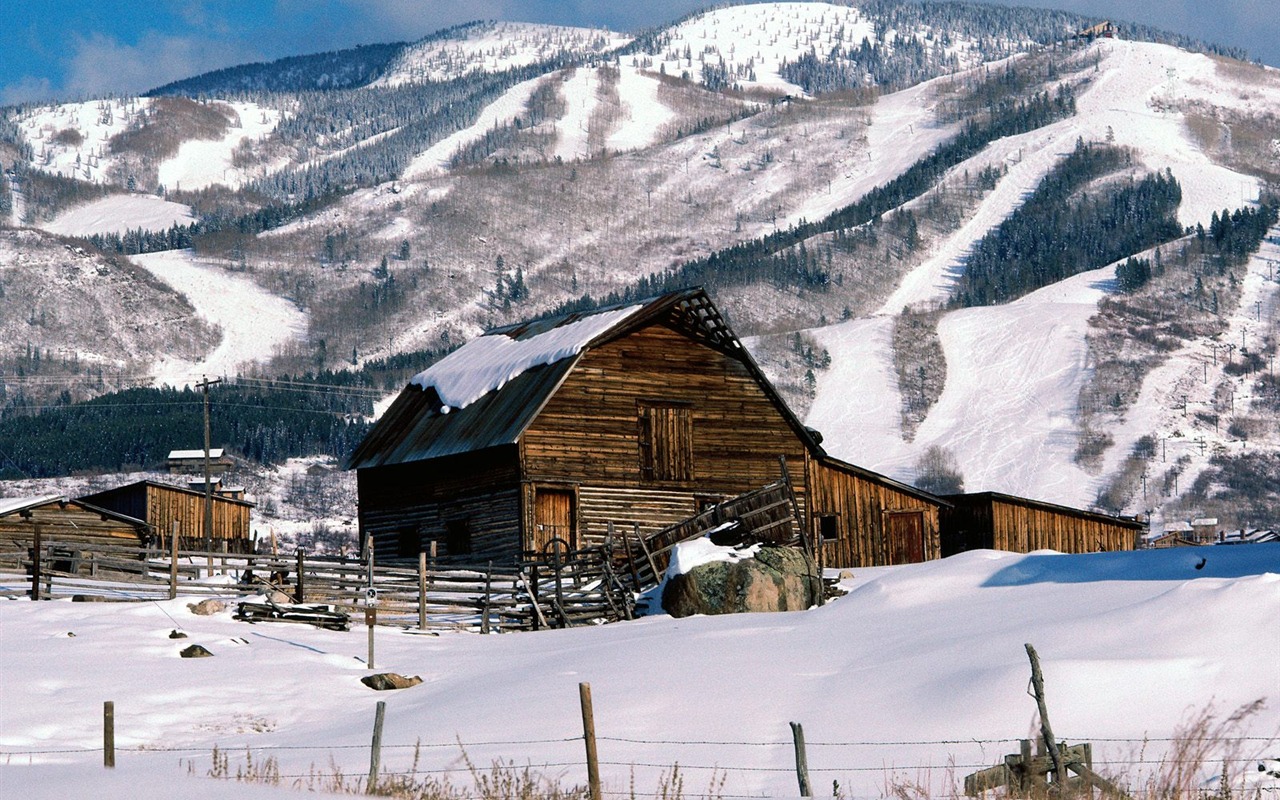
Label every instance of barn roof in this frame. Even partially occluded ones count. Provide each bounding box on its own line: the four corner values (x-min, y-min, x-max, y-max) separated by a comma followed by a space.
80, 480, 255, 508
168, 449, 225, 460
945, 491, 1147, 530
815, 455, 951, 508
0, 494, 150, 529
346, 288, 820, 470
0, 495, 66, 517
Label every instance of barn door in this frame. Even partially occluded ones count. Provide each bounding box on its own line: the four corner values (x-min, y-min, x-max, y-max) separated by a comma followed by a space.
885, 510, 925, 565
532, 488, 576, 555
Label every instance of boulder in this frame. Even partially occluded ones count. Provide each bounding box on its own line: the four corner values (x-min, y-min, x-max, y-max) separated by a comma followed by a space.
180, 644, 214, 658
187, 599, 226, 616
361, 673, 424, 691
661, 546, 820, 618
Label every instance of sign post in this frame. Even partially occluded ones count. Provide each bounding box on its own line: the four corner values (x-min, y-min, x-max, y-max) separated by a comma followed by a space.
364, 587, 378, 669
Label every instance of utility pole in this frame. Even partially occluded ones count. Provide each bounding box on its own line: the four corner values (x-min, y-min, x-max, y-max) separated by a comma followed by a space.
196, 376, 222, 554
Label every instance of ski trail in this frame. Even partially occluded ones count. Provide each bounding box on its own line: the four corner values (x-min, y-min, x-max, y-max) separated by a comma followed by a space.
131, 249, 307, 386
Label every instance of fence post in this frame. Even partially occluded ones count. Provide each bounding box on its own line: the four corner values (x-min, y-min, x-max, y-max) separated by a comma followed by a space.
1025, 643, 1067, 787
103, 701, 115, 768
579, 683, 602, 800
791, 721, 812, 798
367, 700, 386, 794
295, 549, 306, 603
169, 521, 180, 600
30, 522, 43, 601
481, 561, 493, 634
418, 550, 428, 631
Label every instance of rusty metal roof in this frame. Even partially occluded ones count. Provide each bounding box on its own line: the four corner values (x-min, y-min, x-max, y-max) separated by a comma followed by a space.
344, 287, 821, 470
345, 358, 577, 469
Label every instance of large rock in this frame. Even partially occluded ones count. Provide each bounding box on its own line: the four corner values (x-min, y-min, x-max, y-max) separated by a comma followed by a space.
187, 599, 226, 616
661, 546, 820, 618
361, 673, 423, 691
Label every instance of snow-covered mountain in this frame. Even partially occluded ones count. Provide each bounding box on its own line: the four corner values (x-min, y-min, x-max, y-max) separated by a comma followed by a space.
1, 2, 1278, 529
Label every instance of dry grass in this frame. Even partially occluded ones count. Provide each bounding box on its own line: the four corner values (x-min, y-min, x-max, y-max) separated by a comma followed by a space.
203, 744, 724, 800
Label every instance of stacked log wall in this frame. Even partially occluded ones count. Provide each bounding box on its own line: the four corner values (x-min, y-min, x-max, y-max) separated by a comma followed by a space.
520, 325, 809, 538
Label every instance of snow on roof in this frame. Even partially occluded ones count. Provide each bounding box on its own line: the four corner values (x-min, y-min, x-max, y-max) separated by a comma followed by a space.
1191, 518, 1219, 527
410, 305, 643, 409
0, 495, 64, 516
1163, 521, 1194, 532
168, 449, 224, 460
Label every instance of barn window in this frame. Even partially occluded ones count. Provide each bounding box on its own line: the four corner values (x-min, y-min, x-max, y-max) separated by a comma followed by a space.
638, 401, 693, 482
445, 519, 472, 556
818, 515, 839, 541
396, 525, 420, 558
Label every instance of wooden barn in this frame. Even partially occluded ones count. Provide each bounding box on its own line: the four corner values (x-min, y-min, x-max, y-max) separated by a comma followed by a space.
167, 448, 233, 475
345, 288, 948, 569
940, 492, 1144, 556
0, 495, 150, 551
79, 480, 254, 551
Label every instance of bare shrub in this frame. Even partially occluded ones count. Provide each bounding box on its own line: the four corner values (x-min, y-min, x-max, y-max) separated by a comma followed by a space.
914, 445, 964, 495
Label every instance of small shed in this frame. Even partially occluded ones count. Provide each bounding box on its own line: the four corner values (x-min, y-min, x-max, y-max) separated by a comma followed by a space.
941, 492, 1144, 556
0, 495, 150, 551
79, 480, 254, 551
808, 455, 947, 567
167, 448, 232, 475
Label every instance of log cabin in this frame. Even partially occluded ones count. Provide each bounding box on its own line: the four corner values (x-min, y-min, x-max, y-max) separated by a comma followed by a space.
0, 495, 151, 551
345, 288, 948, 568
79, 479, 254, 552
940, 491, 1145, 556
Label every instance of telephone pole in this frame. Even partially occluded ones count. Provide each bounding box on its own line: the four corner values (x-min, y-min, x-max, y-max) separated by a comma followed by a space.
196, 376, 222, 553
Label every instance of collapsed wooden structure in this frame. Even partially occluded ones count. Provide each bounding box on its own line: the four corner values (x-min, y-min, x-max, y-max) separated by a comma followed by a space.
346, 288, 949, 570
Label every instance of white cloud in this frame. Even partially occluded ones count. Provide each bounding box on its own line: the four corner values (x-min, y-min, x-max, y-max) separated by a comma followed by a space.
1, 75, 55, 106
62, 31, 259, 98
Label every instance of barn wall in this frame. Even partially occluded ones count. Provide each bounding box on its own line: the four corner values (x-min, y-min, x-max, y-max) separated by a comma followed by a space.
520, 325, 809, 536
143, 485, 251, 545
989, 499, 1139, 553
357, 446, 523, 566
942, 495, 1140, 555
0, 504, 147, 550
807, 460, 942, 568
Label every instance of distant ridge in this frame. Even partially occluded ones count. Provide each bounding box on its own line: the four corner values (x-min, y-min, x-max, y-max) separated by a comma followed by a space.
146, 41, 409, 97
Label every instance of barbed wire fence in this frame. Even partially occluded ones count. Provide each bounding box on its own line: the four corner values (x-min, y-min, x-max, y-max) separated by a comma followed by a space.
4, 688, 1276, 799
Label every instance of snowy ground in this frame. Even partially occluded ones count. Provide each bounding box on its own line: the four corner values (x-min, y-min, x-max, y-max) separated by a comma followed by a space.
40, 194, 195, 237
2, 544, 1277, 800
156, 102, 284, 192
130, 250, 307, 386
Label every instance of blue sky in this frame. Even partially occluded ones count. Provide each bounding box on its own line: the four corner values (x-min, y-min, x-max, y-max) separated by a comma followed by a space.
4, 0, 1276, 105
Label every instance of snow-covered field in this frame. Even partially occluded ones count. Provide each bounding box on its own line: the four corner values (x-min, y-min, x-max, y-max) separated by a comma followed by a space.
2, 544, 1277, 800
40, 194, 195, 237
156, 101, 284, 192
130, 250, 307, 386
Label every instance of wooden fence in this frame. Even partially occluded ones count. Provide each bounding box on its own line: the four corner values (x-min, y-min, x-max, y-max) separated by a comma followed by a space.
0, 538, 637, 633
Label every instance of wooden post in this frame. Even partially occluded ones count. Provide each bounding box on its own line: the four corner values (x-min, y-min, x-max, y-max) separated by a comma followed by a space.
418, 551, 428, 631
790, 721, 812, 798
579, 683, 602, 800
367, 700, 386, 794
429, 540, 437, 585
295, 549, 306, 603
1025, 643, 1067, 787
103, 701, 115, 768
169, 521, 180, 600
30, 522, 43, 601
481, 562, 493, 634
634, 523, 660, 582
